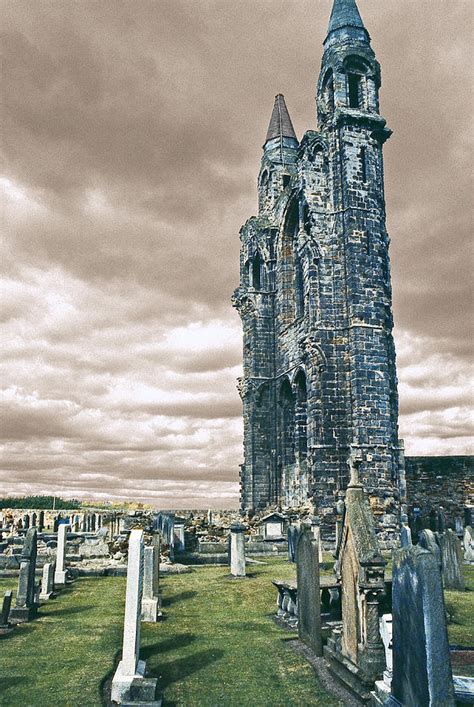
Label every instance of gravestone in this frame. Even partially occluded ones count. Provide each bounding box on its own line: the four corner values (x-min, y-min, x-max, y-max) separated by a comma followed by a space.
173, 518, 185, 552
287, 525, 298, 563
438, 529, 465, 591
400, 521, 412, 548
296, 525, 322, 656
141, 546, 160, 622
38, 510, 44, 532
111, 529, 159, 704
0, 591, 13, 635
40, 562, 55, 600
54, 523, 69, 586
388, 545, 455, 707
455, 517, 463, 535
229, 524, 246, 577
373, 614, 393, 704
9, 528, 38, 623
437, 507, 447, 533
418, 529, 441, 567
324, 453, 386, 699
464, 507, 472, 528
464, 526, 474, 563
309, 516, 323, 562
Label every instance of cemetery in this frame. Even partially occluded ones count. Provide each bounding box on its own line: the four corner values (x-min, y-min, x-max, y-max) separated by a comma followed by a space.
0, 497, 473, 706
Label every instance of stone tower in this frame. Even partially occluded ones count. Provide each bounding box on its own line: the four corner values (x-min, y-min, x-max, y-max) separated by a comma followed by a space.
232, 0, 405, 532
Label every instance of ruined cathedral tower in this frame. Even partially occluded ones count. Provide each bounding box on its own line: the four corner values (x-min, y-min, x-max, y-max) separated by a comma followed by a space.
232, 0, 406, 528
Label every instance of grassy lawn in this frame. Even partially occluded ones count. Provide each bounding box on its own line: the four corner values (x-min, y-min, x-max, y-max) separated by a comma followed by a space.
0, 557, 471, 706
0, 559, 338, 707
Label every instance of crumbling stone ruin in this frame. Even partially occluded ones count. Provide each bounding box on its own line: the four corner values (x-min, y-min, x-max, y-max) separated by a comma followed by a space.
233, 0, 405, 533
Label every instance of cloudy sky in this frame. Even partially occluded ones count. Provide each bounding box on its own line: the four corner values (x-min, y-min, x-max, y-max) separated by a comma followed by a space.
1, 0, 472, 508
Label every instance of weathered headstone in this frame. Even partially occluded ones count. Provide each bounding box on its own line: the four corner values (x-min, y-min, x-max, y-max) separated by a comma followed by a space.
418, 528, 441, 567
388, 545, 455, 707
438, 528, 465, 591
173, 518, 185, 552
455, 517, 463, 535
54, 523, 69, 586
141, 546, 161, 622
324, 454, 386, 700
309, 516, 323, 562
229, 524, 246, 577
0, 591, 13, 635
464, 526, 474, 563
111, 529, 158, 704
38, 510, 45, 532
287, 525, 298, 563
400, 515, 412, 548
40, 562, 55, 600
464, 507, 472, 528
373, 613, 393, 704
437, 507, 447, 533
296, 525, 322, 656
9, 528, 38, 623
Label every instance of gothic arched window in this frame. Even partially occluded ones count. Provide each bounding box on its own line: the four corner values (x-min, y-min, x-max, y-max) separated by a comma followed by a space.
295, 255, 304, 317
279, 379, 295, 466
294, 370, 308, 459
323, 69, 335, 114
251, 251, 262, 290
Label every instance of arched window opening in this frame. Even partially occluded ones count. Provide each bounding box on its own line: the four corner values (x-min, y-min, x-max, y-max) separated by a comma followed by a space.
279, 380, 295, 467
295, 371, 308, 459
252, 252, 262, 290
348, 73, 362, 108
279, 198, 299, 326
282, 174, 291, 188
323, 70, 335, 114
295, 255, 304, 317
260, 169, 269, 186
360, 146, 368, 182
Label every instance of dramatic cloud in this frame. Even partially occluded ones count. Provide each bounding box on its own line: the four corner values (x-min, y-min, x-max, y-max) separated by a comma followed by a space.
1, 0, 472, 506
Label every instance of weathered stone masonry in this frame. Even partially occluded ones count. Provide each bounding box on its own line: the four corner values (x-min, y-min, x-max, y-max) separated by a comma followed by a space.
233, 0, 405, 530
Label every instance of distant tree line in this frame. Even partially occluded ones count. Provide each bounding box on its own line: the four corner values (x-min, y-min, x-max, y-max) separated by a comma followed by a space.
0, 496, 81, 510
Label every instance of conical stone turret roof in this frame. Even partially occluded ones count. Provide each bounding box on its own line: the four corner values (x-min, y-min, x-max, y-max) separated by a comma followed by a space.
265, 94, 297, 143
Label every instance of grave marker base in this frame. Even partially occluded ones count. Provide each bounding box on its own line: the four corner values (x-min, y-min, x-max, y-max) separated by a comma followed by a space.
9, 605, 37, 623
111, 659, 159, 705
141, 598, 161, 622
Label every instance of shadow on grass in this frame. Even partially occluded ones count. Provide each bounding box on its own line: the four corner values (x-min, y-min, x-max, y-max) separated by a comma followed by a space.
159, 648, 225, 690
0, 675, 32, 695
162, 591, 197, 607
142, 633, 196, 658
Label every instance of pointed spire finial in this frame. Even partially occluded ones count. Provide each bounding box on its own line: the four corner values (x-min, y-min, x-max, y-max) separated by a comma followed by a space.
265, 94, 297, 144
326, 0, 368, 41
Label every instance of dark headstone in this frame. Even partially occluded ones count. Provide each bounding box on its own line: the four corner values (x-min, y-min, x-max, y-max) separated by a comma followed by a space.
400, 524, 412, 548
438, 529, 465, 591
9, 528, 38, 623
38, 510, 45, 532
24, 514, 30, 529
53, 516, 59, 533
418, 529, 441, 568
437, 507, 447, 533
464, 507, 472, 528
0, 591, 12, 626
429, 509, 438, 532
287, 525, 298, 563
390, 545, 455, 706
296, 526, 322, 656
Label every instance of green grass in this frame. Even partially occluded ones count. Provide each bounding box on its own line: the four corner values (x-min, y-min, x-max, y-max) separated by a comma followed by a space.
0, 559, 339, 707
0, 558, 471, 706
445, 564, 474, 646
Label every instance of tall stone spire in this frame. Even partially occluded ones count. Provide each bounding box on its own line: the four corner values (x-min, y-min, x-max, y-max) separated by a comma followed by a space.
265, 94, 297, 143
325, 0, 369, 42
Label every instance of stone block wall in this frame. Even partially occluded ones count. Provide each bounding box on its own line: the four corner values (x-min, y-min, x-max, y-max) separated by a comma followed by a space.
405, 456, 473, 524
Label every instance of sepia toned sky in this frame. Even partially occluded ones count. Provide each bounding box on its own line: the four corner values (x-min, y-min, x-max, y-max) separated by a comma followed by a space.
1, 0, 473, 508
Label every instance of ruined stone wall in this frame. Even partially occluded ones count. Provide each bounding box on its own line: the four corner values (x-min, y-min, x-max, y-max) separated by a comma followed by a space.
405, 456, 474, 524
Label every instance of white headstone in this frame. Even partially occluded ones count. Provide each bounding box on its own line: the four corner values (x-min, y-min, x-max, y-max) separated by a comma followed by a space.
230, 525, 246, 577
54, 523, 69, 585
112, 529, 157, 703
40, 562, 55, 600
141, 545, 160, 622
